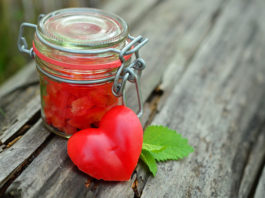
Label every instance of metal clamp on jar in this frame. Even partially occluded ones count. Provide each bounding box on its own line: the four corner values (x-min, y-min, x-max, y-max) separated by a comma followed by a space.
18, 8, 148, 138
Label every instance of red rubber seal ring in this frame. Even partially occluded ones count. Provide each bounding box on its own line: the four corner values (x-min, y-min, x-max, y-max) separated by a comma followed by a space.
32, 41, 133, 70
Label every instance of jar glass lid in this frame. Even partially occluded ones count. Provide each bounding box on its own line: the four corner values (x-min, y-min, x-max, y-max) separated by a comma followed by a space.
38, 8, 128, 49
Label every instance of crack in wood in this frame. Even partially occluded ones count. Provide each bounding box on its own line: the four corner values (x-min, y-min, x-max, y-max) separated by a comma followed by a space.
231, 109, 265, 197
247, 125, 265, 198
0, 134, 54, 197
132, 178, 139, 198
6, 136, 23, 149
249, 143, 265, 198
0, 89, 40, 144
2, 111, 41, 149
144, 86, 164, 129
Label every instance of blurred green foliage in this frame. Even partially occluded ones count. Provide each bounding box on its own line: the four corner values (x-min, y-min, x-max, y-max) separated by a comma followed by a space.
0, 0, 98, 85
0, 1, 27, 84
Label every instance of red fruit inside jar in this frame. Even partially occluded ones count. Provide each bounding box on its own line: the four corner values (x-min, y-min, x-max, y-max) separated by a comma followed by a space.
40, 75, 121, 135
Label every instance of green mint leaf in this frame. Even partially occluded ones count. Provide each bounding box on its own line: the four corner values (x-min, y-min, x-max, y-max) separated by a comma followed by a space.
142, 143, 165, 153
140, 150, 157, 176
143, 125, 194, 162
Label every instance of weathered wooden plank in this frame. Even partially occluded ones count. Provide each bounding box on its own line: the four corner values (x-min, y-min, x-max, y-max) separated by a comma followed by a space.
4, 134, 146, 198
126, 0, 226, 110
0, 93, 40, 144
102, 0, 159, 28
0, 120, 50, 187
4, 104, 157, 198
98, 0, 229, 196
3, 0, 228, 197
4, 137, 95, 198
0, 62, 36, 99
238, 128, 265, 198
139, 0, 265, 197
0, 61, 39, 145
254, 164, 265, 198
133, 0, 229, 190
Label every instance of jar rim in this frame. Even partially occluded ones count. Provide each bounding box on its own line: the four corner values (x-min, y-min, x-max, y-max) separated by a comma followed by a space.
37, 8, 128, 50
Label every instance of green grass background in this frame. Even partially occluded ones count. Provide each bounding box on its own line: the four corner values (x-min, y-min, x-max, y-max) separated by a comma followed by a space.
0, 0, 98, 85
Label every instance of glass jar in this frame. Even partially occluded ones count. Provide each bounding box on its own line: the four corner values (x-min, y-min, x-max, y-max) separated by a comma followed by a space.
18, 8, 148, 138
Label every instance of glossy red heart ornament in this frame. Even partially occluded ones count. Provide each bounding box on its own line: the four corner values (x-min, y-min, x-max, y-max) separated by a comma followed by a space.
67, 106, 143, 181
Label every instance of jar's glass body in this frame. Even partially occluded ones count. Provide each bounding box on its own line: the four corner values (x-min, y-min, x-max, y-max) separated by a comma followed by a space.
33, 8, 129, 137
39, 72, 122, 137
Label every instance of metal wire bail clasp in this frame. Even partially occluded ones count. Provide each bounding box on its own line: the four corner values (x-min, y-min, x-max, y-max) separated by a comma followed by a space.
17, 23, 37, 58
112, 35, 148, 118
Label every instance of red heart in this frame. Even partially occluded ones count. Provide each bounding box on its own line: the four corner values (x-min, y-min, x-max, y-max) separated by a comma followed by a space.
67, 106, 143, 181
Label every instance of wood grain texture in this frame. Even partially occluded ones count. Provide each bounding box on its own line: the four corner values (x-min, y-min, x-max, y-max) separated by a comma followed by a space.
5, 137, 96, 198
0, 61, 39, 144
238, 128, 265, 198
101, 0, 160, 28
0, 92, 40, 144
2, 0, 228, 196
5, 136, 135, 198
0, 120, 50, 187
126, 0, 229, 195
2, 0, 265, 197
140, 0, 265, 197
254, 165, 265, 198
126, 0, 226, 111
0, 62, 36, 99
